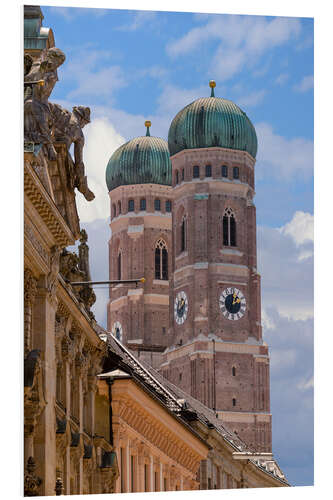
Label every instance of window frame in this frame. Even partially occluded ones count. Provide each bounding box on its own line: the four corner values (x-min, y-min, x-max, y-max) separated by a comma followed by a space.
128, 199, 134, 212
154, 198, 161, 211
193, 165, 200, 178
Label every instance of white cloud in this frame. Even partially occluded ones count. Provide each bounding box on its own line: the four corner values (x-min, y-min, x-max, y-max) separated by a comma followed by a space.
275, 73, 289, 86
258, 211, 313, 321
280, 211, 314, 246
293, 75, 314, 93
167, 15, 301, 81
255, 122, 313, 180
67, 65, 126, 101
236, 89, 267, 108
156, 84, 208, 116
117, 11, 157, 31
49, 7, 108, 21
77, 118, 125, 223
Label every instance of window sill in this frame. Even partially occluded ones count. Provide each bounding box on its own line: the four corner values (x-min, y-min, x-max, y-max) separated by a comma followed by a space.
220, 248, 243, 257
153, 279, 169, 286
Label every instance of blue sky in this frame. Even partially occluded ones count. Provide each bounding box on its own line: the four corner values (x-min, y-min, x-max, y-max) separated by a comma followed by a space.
41, 5, 314, 488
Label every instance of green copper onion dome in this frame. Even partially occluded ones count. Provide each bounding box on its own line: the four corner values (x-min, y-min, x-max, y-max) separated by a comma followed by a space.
106, 121, 172, 192
168, 81, 258, 159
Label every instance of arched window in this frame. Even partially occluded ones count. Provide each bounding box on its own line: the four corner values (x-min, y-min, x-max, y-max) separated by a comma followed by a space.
175, 171, 179, 185
233, 166, 240, 179
182, 168, 185, 181
117, 252, 121, 280
112, 204, 116, 218
221, 165, 228, 178
223, 208, 236, 247
232, 398, 236, 407
232, 366, 236, 376
205, 164, 212, 177
140, 198, 146, 211
154, 199, 161, 211
155, 239, 168, 280
181, 216, 187, 252
193, 165, 200, 178
118, 201, 121, 215
165, 200, 172, 212
128, 199, 134, 212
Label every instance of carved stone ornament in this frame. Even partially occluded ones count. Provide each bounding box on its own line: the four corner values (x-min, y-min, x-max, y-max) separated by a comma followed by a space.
24, 268, 38, 303
24, 269, 38, 355
24, 47, 66, 161
24, 456, 43, 497
24, 350, 47, 436
47, 245, 61, 300
49, 103, 95, 201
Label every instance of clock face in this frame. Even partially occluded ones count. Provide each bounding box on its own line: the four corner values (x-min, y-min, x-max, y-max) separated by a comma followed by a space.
219, 287, 246, 321
174, 291, 188, 325
112, 321, 123, 341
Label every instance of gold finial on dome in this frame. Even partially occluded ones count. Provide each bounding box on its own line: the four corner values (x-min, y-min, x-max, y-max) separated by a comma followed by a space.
209, 80, 216, 97
145, 120, 151, 136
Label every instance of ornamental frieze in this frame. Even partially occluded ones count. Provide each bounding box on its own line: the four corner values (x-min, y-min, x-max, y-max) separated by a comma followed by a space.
24, 222, 49, 266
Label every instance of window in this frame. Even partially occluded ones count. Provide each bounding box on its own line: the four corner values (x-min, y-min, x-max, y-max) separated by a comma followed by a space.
181, 216, 187, 252
140, 198, 146, 211
118, 201, 121, 215
155, 239, 168, 280
165, 200, 172, 212
223, 208, 236, 247
222, 165, 228, 177
117, 252, 121, 280
175, 170, 179, 184
164, 478, 167, 491
120, 448, 125, 493
131, 455, 135, 492
128, 199, 134, 212
182, 168, 185, 181
179, 372, 182, 381
233, 166, 240, 179
154, 199, 161, 211
144, 464, 148, 492
232, 398, 236, 407
193, 165, 200, 178
205, 164, 212, 177
232, 366, 236, 376
112, 204, 116, 218
154, 471, 158, 492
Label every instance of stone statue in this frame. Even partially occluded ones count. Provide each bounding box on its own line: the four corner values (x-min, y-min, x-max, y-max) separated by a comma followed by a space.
24, 47, 66, 160
49, 103, 95, 201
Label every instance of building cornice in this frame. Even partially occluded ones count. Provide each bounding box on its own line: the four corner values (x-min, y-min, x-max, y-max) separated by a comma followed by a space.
24, 161, 75, 248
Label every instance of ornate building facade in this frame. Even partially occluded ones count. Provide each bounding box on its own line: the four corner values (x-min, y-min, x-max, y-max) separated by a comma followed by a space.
106, 84, 272, 456
24, 6, 118, 495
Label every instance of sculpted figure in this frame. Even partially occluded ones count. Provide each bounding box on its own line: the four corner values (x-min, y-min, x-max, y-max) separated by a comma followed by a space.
50, 103, 95, 201
24, 47, 65, 160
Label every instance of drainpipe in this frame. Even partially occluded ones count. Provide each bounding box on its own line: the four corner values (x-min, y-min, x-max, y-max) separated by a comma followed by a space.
106, 378, 114, 446
212, 338, 217, 415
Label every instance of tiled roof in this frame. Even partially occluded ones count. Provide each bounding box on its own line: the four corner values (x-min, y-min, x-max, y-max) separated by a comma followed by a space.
101, 331, 288, 485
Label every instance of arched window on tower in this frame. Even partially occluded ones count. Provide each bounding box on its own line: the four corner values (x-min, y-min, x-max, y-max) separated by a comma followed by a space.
155, 239, 168, 280
223, 208, 237, 247
181, 216, 187, 252
112, 204, 116, 218
118, 201, 121, 215
117, 252, 121, 280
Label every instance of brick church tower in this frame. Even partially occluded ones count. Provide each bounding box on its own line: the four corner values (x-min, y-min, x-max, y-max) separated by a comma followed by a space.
159, 82, 272, 452
106, 122, 173, 366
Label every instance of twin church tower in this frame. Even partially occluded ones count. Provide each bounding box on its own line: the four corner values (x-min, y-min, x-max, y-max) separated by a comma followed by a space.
105, 82, 271, 453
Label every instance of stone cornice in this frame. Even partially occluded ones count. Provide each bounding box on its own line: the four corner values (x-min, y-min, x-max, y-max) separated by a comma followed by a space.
24, 161, 75, 248
170, 146, 256, 168
56, 277, 107, 355
111, 378, 208, 473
